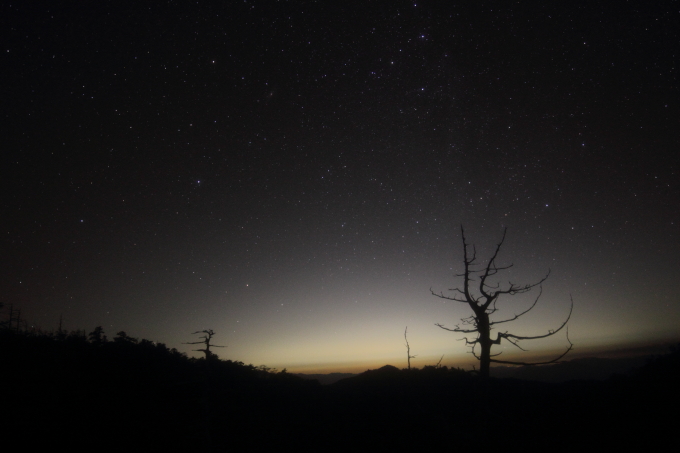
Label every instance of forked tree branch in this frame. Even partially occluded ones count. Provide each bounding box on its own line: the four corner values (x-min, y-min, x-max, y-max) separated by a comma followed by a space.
489, 285, 544, 326
478, 227, 507, 300
430, 288, 471, 304
494, 296, 573, 343
435, 323, 478, 334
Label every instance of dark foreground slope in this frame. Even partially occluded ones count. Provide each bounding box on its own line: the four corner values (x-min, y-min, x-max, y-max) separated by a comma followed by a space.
2, 330, 678, 451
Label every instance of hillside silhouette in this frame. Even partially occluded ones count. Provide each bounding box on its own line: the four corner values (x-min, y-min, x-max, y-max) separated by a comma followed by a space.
2, 326, 677, 450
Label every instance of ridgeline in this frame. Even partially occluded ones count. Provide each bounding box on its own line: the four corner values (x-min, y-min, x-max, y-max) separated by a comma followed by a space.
2, 327, 677, 450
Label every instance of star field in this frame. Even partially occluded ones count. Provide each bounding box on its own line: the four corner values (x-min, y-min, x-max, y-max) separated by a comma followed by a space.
2, 1, 679, 372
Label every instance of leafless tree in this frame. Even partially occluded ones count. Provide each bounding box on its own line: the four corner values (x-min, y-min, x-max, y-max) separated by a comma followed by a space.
431, 226, 573, 379
404, 326, 417, 369
184, 329, 225, 360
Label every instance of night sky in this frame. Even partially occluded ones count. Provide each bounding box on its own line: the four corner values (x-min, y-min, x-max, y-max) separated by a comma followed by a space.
3, 1, 679, 373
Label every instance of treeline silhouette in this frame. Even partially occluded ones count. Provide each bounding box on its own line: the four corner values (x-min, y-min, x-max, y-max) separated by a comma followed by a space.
1, 320, 678, 450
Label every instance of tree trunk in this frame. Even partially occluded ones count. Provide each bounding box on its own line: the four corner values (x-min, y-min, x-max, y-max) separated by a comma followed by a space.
478, 312, 491, 379
479, 340, 491, 379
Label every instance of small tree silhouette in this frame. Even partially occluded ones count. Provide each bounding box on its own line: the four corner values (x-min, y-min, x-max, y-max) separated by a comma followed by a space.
114, 331, 138, 344
88, 326, 108, 345
184, 329, 225, 360
404, 326, 417, 370
432, 226, 573, 379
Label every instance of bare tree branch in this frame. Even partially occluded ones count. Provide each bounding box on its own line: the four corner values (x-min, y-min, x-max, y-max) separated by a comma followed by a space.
490, 329, 574, 366
478, 227, 507, 301
435, 323, 477, 334
489, 285, 544, 326
430, 289, 470, 303
495, 296, 573, 343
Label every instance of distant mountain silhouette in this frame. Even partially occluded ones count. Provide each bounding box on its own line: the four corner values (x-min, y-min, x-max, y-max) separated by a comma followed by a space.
331, 364, 404, 387
344, 364, 400, 380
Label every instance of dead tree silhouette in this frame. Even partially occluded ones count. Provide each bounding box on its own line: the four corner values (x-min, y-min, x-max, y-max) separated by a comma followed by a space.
431, 226, 573, 379
184, 329, 225, 360
404, 326, 417, 369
